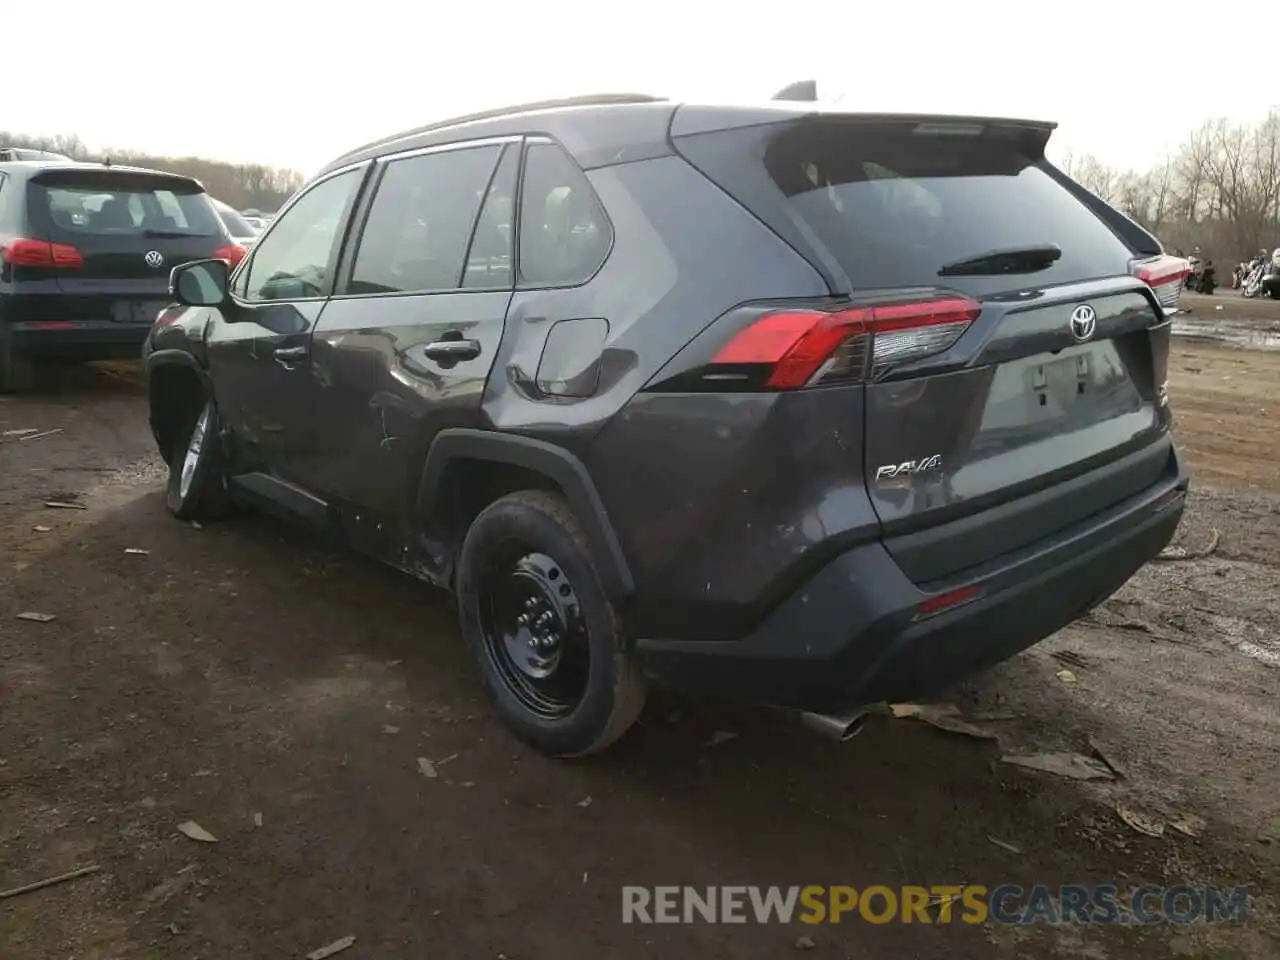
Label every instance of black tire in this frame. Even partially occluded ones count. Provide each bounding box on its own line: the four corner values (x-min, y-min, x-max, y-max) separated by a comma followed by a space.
164, 397, 232, 520
0, 338, 39, 394
457, 490, 646, 757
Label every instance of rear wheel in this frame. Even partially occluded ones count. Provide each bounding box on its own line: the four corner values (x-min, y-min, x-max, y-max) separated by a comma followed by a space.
457, 490, 646, 757
165, 397, 231, 520
0, 339, 39, 394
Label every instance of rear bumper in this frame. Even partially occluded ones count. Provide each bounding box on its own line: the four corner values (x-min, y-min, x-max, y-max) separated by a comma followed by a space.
6, 320, 150, 361
634, 450, 1188, 713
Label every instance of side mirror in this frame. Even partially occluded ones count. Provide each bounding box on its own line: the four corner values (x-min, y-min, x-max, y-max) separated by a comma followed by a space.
170, 259, 230, 307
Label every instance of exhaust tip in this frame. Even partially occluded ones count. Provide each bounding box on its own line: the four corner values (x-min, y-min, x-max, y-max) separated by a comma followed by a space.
799, 710, 869, 742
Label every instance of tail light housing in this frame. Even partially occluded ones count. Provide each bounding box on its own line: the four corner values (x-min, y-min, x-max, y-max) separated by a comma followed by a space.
1, 238, 84, 269
1132, 255, 1189, 315
213, 243, 247, 268
704, 296, 982, 389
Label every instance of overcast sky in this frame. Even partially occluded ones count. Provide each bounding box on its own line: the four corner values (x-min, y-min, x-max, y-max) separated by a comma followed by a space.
7, 1, 1273, 177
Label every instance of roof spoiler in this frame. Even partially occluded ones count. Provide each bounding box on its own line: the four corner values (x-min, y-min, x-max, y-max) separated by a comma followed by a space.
772, 80, 818, 102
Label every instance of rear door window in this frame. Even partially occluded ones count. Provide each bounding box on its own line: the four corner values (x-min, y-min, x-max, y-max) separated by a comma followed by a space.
32, 174, 223, 239
676, 119, 1136, 297
462, 145, 518, 289
348, 144, 502, 295
517, 142, 610, 286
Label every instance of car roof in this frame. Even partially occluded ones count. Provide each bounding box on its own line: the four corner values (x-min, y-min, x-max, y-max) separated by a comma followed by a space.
0, 159, 204, 188
318, 94, 676, 177
314, 93, 1056, 179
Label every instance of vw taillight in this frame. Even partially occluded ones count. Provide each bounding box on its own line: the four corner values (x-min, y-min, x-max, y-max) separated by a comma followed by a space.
0, 238, 84, 269
213, 243, 247, 268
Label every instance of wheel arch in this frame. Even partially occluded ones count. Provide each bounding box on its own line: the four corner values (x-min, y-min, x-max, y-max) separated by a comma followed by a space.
417, 429, 634, 601
146, 350, 211, 463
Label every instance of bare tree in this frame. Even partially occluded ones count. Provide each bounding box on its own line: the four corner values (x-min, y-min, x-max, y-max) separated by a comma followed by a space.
1, 130, 301, 211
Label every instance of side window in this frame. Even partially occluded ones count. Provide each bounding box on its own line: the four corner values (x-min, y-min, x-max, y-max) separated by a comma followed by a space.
349, 145, 501, 295
518, 143, 610, 286
0, 174, 7, 218
462, 145, 518, 289
242, 168, 362, 302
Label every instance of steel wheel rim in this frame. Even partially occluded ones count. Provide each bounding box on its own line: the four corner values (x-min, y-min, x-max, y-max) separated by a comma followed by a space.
179, 404, 209, 500
478, 546, 590, 719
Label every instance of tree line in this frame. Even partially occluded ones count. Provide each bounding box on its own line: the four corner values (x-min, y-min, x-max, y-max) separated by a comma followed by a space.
1060, 108, 1280, 266
0, 131, 304, 213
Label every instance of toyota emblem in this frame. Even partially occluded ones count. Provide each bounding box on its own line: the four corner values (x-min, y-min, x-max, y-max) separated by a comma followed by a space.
144, 250, 165, 269
1068, 304, 1097, 342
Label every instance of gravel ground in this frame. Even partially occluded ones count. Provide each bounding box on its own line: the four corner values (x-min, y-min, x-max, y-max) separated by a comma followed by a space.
0, 341, 1277, 960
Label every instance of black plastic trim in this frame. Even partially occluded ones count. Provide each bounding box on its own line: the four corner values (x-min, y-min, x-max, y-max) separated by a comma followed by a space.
228, 472, 331, 527
417, 428, 634, 599
144, 347, 207, 383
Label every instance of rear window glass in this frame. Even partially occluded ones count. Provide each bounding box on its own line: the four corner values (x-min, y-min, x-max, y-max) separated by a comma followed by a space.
32, 176, 221, 238
678, 120, 1135, 296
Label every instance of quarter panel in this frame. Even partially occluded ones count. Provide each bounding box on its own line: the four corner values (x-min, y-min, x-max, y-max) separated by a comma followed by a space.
589, 386, 880, 641
481, 155, 828, 456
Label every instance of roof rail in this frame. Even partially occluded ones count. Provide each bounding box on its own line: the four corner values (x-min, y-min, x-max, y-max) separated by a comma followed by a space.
329, 92, 667, 166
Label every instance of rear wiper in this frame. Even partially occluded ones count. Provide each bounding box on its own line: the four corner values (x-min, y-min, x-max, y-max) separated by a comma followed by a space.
938, 244, 1063, 277
142, 228, 212, 238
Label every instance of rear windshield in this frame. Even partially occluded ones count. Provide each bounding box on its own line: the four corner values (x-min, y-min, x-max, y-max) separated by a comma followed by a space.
676, 119, 1136, 296
31, 174, 222, 238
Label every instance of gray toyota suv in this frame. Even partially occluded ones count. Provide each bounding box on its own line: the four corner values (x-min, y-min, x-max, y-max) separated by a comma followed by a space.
143, 93, 1190, 757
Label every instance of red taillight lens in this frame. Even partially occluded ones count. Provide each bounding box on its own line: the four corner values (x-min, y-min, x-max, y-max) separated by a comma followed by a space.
1, 238, 84, 269
1132, 254, 1189, 314
213, 243, 247, 268
710, 296, 982, 389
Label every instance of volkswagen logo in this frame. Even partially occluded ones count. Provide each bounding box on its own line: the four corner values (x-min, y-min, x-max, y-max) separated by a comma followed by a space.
144, 250, 165, 269
1068, 304, 1097, 342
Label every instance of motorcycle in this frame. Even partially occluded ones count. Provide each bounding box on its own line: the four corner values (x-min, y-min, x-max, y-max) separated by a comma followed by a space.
1241, 254, 1269, 298
1261, 248, 1280, 300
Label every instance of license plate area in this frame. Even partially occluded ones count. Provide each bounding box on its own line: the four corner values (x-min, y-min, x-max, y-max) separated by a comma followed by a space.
1025, 350, 1095, 419
110, 299, 169, 324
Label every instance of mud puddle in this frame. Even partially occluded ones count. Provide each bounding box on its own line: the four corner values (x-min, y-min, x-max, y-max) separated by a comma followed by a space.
1173, 311, 1280, 351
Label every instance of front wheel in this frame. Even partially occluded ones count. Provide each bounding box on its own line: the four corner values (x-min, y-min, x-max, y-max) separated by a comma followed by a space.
456, 490, 646, 757
165, 398, 231, 520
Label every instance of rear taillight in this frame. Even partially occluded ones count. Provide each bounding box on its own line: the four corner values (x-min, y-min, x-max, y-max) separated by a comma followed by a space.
1132, 255, 1189, 314
213, 243, 247, 268
708, 296, 982, 389
0, 237, 84, 269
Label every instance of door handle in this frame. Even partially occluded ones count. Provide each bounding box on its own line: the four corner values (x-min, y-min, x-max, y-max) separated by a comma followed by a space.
423, 339, 481, 361
273, 345, 307, 369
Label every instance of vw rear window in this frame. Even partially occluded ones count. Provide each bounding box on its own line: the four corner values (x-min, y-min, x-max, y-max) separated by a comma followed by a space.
676, 119, 1136, 297
30, 174, 221, 238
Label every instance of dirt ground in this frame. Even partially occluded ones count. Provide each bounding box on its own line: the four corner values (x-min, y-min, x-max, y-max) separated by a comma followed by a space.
1, 320, 1278, 959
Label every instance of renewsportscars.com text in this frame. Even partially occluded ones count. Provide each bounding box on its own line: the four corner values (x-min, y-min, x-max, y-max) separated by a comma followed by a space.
621, 884, 1249, 926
